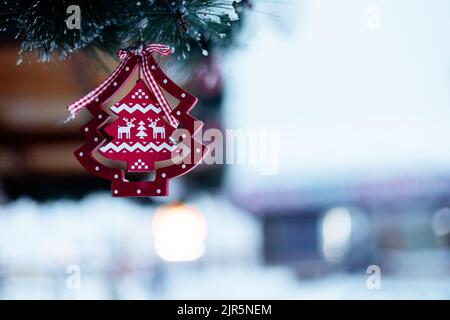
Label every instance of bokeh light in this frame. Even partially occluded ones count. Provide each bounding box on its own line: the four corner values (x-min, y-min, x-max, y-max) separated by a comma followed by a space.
152, 202, 207, 262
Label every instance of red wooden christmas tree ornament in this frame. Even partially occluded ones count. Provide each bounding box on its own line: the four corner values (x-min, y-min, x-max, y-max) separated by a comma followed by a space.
67, 44, 208, 197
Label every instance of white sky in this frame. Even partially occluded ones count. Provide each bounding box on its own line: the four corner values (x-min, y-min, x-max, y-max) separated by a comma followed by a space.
224, 0, 450, 191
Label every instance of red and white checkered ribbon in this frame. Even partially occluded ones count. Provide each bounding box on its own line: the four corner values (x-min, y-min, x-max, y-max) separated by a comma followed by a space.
67, 43, 178, 128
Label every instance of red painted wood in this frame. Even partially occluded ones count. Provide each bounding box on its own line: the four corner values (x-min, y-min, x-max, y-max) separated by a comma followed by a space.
74, 54, 208, 197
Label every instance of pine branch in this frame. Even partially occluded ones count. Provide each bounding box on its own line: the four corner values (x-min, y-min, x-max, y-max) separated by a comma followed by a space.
0, 0, 250, 64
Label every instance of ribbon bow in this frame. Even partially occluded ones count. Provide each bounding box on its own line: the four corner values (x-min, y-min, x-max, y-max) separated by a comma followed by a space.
67, 43, 178, 128
117, 43, 172, 60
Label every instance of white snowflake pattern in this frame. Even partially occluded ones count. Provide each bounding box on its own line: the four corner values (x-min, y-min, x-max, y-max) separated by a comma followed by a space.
131, 89, 149, 100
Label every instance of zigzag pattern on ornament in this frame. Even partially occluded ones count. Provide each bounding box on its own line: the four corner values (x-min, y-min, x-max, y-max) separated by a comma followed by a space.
99, 142, 176, 153
110, 103, 162, 114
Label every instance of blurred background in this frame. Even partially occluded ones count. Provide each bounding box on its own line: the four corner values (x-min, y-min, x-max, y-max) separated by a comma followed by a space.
1, 0, 450, 299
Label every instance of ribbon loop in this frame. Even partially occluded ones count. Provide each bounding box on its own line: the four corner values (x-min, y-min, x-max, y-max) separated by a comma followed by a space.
117, 44, 172, 60
68, 44, 178, 128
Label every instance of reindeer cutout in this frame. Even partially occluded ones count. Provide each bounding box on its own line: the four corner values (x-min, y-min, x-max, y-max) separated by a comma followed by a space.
148, 118, 166, 139
117, 117, 136, 139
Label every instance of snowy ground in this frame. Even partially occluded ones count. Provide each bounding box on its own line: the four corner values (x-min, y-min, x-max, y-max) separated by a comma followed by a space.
0, 193, 450, 299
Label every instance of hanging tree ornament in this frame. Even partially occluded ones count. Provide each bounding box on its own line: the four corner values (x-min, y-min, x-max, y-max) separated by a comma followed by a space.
68, 44, 208, 197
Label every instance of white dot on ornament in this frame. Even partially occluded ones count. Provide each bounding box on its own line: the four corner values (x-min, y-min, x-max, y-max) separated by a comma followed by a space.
79, 152, 84, 157
95, 98, 99, 102
98, 115, 102, 119
113, 82, 117, 86
137, 189, 141, 194
95, 166, 99, 171
94, 137, 99, 142
131, 166, 135, 169
145, 166, 148, 169
84, 127, 89, 132
151, 65, 156, 70
176, 111, 181, 115
161, 173, 166, 178
114, 190, 118, 194
163, 79, 168, 84
157, 189, 161, 194
125, 67, 130, 71
196, 148, 201, 153
114, 174, 119, 179
181, 93, 186, 98
182, 164, 186, 169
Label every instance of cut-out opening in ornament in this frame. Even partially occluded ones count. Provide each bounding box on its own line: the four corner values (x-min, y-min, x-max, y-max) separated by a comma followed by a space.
126, 170, 156, 182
